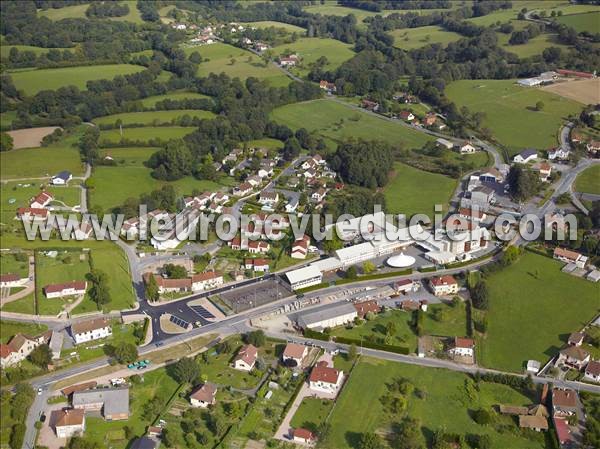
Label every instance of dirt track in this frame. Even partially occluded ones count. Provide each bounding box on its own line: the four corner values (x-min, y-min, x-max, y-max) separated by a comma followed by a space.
542, 78, 600, 105
6, 126, 61, 149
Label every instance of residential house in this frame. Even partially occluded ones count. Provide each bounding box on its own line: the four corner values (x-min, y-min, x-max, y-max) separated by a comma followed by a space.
51, 170, 72, 185
53, 409, 85, 438
282, 343, 308, 367
291, 235, 311, 259
0, 273, 27, 288
259, 191, 279, 205
436, 138, 454, 150
233, 344, 258, 371
190, 383, 217, 408
568, 332, 584, 347
429, 275, 458, 297
552, 388, 578, 416
16, 207, 49, 221
71, 318, 112, 344
513, 149, 538, 164
559, 346, 590, 370
553, 247, 588, 269
448, 337, 475, 357
457, 141, 476, 154
293, 428, 317, 444
44, 280, 87, 298
30, 191, 54, 208
309, 362, 343, 394
584, 360, 600, 383
72, 387, 130, 420
399, 110, 415, 121
354, 300, 381, 318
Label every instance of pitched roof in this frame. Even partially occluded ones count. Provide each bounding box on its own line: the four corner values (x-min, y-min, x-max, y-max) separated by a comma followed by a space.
235, 344, 258, 366
309, 364, 340, 385
190, 382, 217, 403
71, 318, 110, 335
552, 388, 577, 408
283, 343, 307, 360
519, 415, 548, 430
54, 408, 85, 427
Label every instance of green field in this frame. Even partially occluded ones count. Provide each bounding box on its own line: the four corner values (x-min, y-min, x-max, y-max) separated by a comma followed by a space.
325, 357, 544, 449
184, 43, 291, 87
480, 252, 599, 372
0, 142, 84, 179
556, 11, 600, 33
270, 99, 432, 149
384, 162, 457, 217
93, 110, 215, 126
38, 1, 144, 23
446, 79, 583, 155
575, 164, 600, 194
391, 26, 463, 50
271, 38, 355, 76
98, 126, 196, 144
90, 160, 225, 211
8, 64, 146, 95
137, 91, 212, 108
246, 20, 306, 32
0, 320, 47, 343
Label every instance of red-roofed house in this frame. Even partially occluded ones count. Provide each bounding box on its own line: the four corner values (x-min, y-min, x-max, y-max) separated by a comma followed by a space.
233, 344, 258, 371
44, 280, 87, 299
429, 275, 458, 297
309, 363, 343, 394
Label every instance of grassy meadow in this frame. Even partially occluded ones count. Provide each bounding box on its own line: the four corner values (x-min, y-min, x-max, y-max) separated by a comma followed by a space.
93, 110, 215, 126
446, 79, 583, 155
8, 64, 146, 95
479, 252, 599, 372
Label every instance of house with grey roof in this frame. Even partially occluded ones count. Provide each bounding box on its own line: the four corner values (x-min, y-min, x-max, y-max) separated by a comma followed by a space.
72, 387, 129, 420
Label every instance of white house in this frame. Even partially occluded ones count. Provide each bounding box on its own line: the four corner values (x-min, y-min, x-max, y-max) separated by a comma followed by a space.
30, 191, 54, 208
309, 362, 343, 394
53, 409, 85, 438
44, 280, 87, 298
51, 170, 72, 185
190, 383, 217, 408
513, 149, 538, 164
448, 337, 474, 357
71, 318, 112, 344
233, 344, 258, 371
584, 361, 600, 383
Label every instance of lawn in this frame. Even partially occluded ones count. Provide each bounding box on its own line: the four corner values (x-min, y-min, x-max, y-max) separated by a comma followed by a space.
556, 11, 600, 33
8, 64, 146, 96
93, 110, 215, 126
422, 300, 468, 337
331, 309, 418, 353
446, 79, 583, 155
290, 397, 334, 433
185, 43, 291, 87
89, 163, 225, 211
137, 91, 212, 108
270, 99, 433, 149
480, 251, 600, 372
325, 357, 545, 449
98, 126, 197, 144
0, 320, 47, 343
246, 20, 306, 33
383, 162, 457, 217
270, 38, 355, 77
575, 164, 600, 194
391, 26, 463, 50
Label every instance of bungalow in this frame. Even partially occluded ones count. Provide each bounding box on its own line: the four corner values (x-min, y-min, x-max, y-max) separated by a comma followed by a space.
548, 147, 570, 161
245, 258, 270, 272
30, 191, 54, 208
456, 142, 476, 154
0, 273, 27, 288
52, 170, 72, 185
233, 182, 253, 197
429, 275, 458, 297
190, 383, 217, 408
361, 99, 379, 112
309, 362, 343, 394
259, 191, 279, 205
559, 346, 590, 370
233, 344, 258, 371
292, 428, 317, 445
513, 149, 538, 164
53, 409, 85, 438
553, 247, 588, 269
311, 188, 327, 202
44, 280, 87, 298
552, 388, 578, 416
71, 318, 112, 344
282, 343, 308, 367
399, 110, 415, 121
448, 337, 475, 357
354, 300, 381, 318
248, 240, 270, 254
584, 360, 600, 383
291, 235, 310, 259
567, 332, 584, 347
436, 138, 454, 150
16, 207, 49, 221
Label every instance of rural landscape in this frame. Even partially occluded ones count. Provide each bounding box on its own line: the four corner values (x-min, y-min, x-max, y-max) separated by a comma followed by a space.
0, 1, 599, 449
